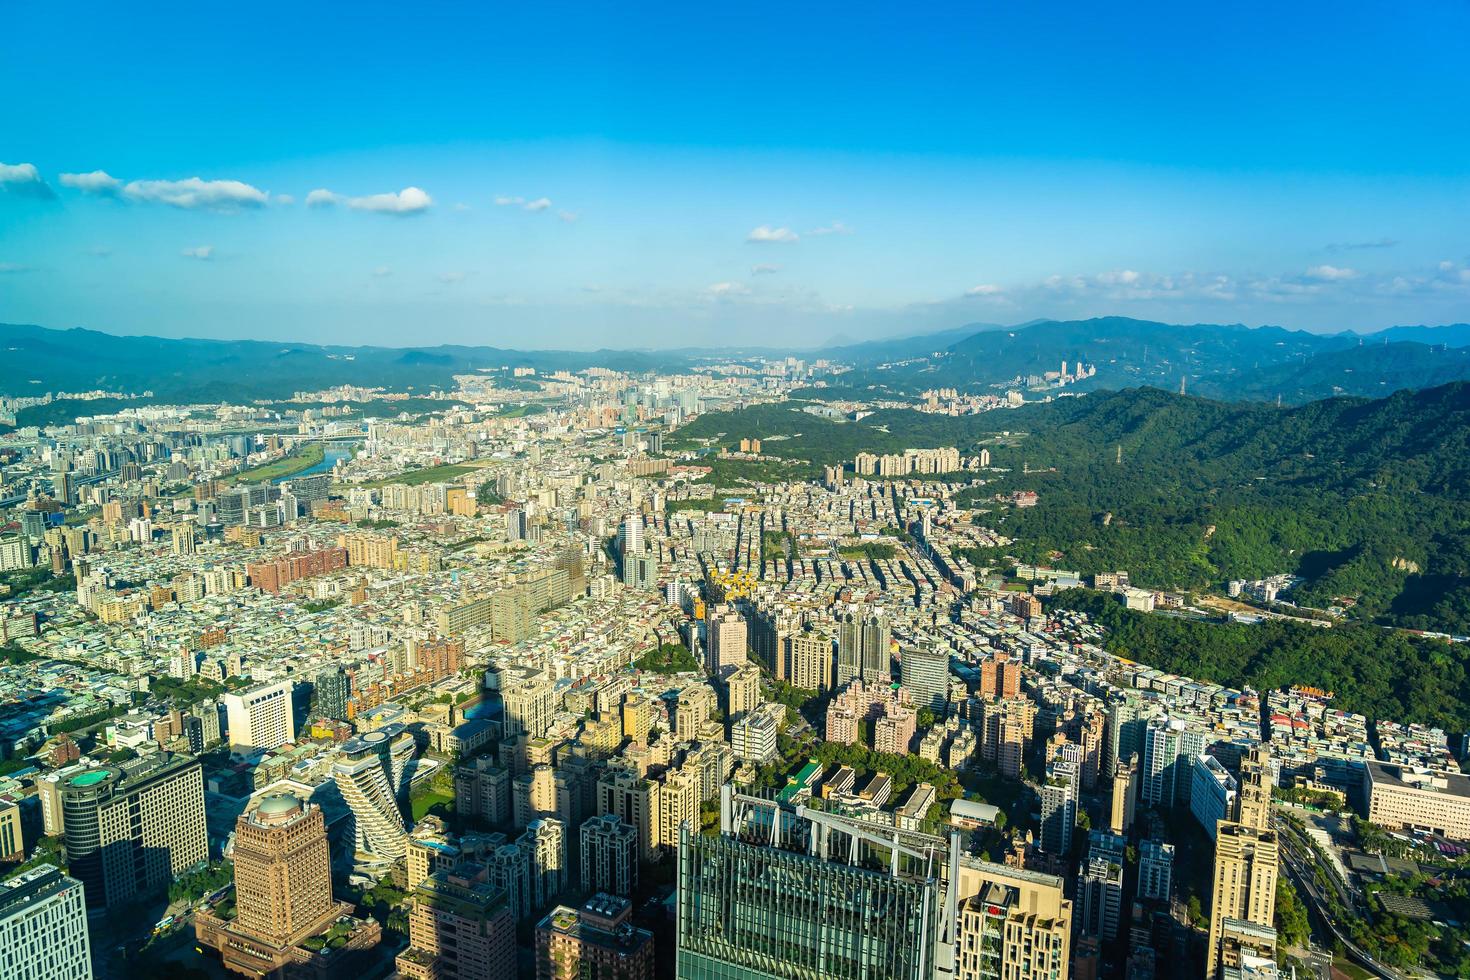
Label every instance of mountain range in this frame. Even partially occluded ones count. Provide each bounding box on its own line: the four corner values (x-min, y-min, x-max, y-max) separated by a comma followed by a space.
4, 315, 1470, 407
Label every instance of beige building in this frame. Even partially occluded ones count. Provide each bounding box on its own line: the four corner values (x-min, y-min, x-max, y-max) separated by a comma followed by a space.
1109, 754, 1137, 835
195, 793, 371, 978
1363, 759, 1470, 840
785, 630, 833, 692
1206, 822, 1278, 979
705, 606, 748, 674
954, 860, 1071, 979
396, 868, 516, 980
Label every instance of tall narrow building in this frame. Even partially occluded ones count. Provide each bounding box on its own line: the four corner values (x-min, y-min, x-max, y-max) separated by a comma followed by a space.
1206, 821, 1279, 979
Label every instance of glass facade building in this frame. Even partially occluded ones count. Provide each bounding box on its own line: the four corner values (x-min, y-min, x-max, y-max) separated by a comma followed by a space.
676, 825, 939, 980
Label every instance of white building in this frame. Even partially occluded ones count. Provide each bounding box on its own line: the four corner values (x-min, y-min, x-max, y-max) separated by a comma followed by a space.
0, 866, 93, 980
224, 680, 296, 751
1191, 754, 1238, 839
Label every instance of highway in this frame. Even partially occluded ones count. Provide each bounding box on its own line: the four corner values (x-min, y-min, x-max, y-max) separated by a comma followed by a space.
1274, 814, 1413, 980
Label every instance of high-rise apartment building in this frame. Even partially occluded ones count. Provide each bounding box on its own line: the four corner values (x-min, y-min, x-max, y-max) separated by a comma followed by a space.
705, 605, 748, 674
59, 754, 206, 909
597, 767, 660, 862
396, 867, 516, 980
1110, 753, 1137, 834
836, 608, 890, 686
536, 893, 654, 980
1141, 715, 1206, 809
314, 665, 351, 722
977, 654, 1020, 700
1039, 758, 1078, 856
1206, 822, 1279, 979
0, 866, 92, 980
579, 814, 638, 897
1234, 745, 1274, 832
333, 729, 411, 862
719, 660, 762, 719
224, 679, 296, 751
953, 860, 1072, 980
1076, 830, 1127, 942
784, 629, 833, 692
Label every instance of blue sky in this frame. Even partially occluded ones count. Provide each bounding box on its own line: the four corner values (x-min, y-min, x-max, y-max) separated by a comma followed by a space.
2, 1, 1468, 349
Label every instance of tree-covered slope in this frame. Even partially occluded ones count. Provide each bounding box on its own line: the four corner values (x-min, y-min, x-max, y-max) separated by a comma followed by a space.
967, 383, 1470, 630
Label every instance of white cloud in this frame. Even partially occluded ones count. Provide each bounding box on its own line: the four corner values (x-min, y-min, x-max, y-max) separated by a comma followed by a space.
181, 245, 214, 260
708, 281, 750, 296
371, 266, 392, 278
59, 170, 122, 195
347, 187, 431, 214
747, 225, 799, 244
965, 284, 1003, 296
807, 220, 852, 236
274, 193, 295, 206
496, 195, 556, 213
123, 177, 268, 210
307, 186, 431, 214
751, 264, 780, 276
557, 210, 578, 223
0, 162, 55, 199
1305, 264, 1357, 281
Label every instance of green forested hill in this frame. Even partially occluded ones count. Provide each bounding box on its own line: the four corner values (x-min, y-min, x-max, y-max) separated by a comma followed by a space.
964, 383, 1470, 630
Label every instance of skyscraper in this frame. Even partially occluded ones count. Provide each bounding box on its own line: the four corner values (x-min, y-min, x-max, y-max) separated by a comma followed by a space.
1110, 752, 1137, 834
705, 605, 748, 674
677, 825, 939, 980
579, 814, 639, 897
1141, 715, 1206, 809
0, 865, 92, 980
196, 794, 364, 977
1206, 821, 1279, 979
836, 608, 891, 686
1234, 745, 1274, 832
953, 860, 1072, 980
396, 867, 516, 980
1076, 830, 1126, 942
1039, 757, 1078, 856
59, 754, 207, 909
224, 679, 297, 752
618, 513, 644, 586
536, 893, 655, 980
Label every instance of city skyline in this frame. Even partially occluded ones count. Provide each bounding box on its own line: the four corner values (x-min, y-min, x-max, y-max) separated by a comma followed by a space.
3, 2, 1469, 347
